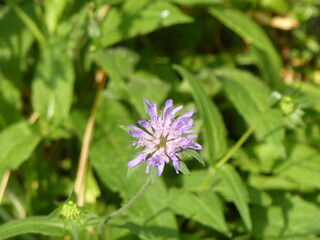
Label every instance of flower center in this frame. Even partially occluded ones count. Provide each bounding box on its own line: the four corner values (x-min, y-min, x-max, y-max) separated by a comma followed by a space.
157, 135, 167, 148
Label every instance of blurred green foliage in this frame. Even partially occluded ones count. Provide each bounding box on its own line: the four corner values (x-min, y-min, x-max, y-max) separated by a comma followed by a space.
0, 0, 320, 239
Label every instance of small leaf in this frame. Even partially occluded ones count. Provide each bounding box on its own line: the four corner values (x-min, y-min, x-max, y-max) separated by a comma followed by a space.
179, 161, 191, 175
184, 149, 205, 166
218, 164, 252, 230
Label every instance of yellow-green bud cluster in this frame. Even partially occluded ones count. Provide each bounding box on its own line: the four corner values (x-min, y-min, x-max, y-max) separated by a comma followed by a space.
61, 201, 81, 220
279, 96, 296, 116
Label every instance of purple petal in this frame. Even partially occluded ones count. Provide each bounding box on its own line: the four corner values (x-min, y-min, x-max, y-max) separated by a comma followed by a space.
187, 141, 203, 150
128, 154, 146, 168
173, 160, 180, 174
144, 99, 158, 121
170, 105, 183, 118
163, 99, 173, 119
138, 120, 153, 133
157, 162, 165, 176
181, 109, 194, 119
186, 134, 198, 139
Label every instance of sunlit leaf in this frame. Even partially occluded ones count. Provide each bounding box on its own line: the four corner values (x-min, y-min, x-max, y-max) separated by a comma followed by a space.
0, 216, 66, 239
173, 65, 228, 164
100, 0, 193, 47
252, 194, 320, 239
32, 42, 75, 123
169, 188, 231, 236
209, 6, 282, 87
215, 68, 284, 146
275, 142, 320, 188
0, 121, 40, 180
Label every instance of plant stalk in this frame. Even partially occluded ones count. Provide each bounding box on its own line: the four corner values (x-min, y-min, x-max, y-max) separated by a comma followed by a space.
74, 70, 106, 206
215, 107, 271, 169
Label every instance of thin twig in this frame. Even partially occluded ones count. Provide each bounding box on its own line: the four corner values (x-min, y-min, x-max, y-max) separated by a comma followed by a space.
75, 70, 106, 206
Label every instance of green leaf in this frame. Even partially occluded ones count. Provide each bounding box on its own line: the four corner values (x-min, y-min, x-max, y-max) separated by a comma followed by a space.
0, 1, 35, 82
294, 82, 320, 113
0, 216, 66, 239
217, 164, 252, 230
91, 47, 139, 94
7, 0, 45, 47
170, 0, 222, 5
173, 65, 228, 164
261, 0, 289, 13
169, 188, 231, 236
184, 149, 205, 166
0, 121, 40, 180
209, 6, 282, 87
181, 169, 220, 192
0, 76, 21, 129
252, 194, 320, 239
247, 185, 272, 207
44, 0, 68, 34
248, 174, 299, 191
247, 142, 284, 173
126, 71, 171, 118
179, 161, 191, 175
100, 0, 193, 47
215, 68, 284, 146
275, 143, 320, 188
70, 220, 79, 240
89, 98, 178, 239
32, 42, 75, 123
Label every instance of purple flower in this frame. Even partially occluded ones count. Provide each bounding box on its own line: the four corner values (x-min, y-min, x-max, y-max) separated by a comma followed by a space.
127, 99, 203, 176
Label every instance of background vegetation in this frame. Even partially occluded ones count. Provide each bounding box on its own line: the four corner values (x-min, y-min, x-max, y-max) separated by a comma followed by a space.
0, 0, 320, 239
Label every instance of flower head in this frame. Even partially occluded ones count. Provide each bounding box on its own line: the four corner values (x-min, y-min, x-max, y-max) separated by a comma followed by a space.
127, 99, 202, 176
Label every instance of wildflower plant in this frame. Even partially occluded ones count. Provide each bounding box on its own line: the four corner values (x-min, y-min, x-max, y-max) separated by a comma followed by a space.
1, 0, 320, 239
127, 99, 203, 176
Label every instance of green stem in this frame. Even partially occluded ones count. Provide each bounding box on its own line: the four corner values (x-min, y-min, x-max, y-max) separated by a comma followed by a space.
200, 107, 271, 192
215, 107, 270, 169
98, 173, 155, 238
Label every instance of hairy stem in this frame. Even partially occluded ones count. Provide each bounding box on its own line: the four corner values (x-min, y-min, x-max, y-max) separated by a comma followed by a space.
98, 173, 155, 238
75, 70, 106, 206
